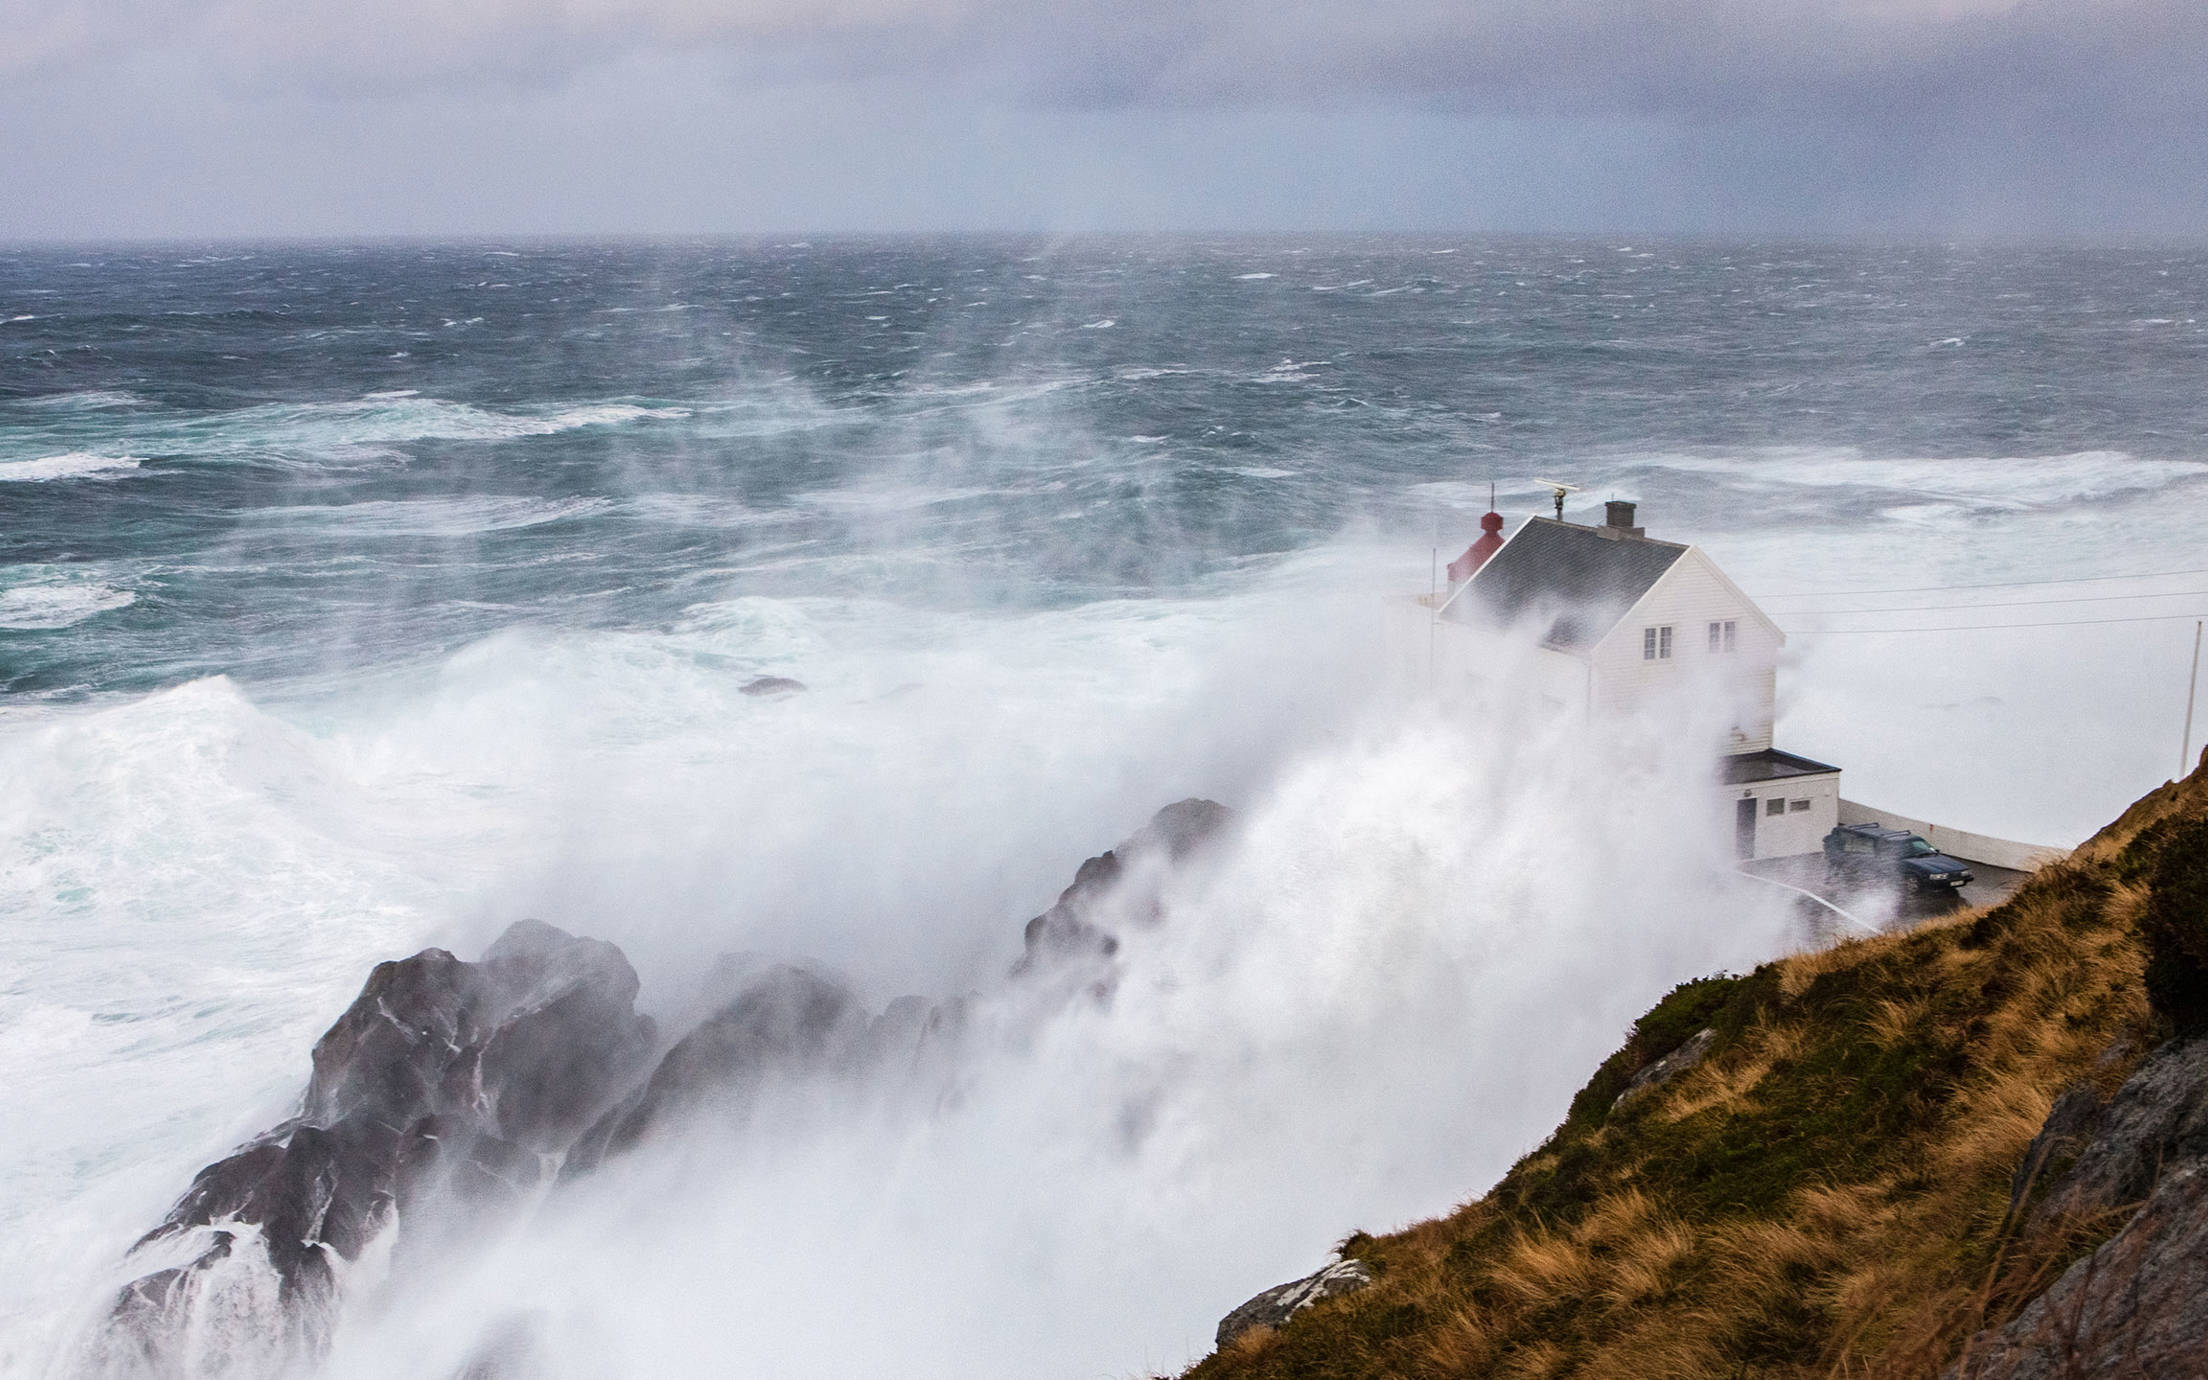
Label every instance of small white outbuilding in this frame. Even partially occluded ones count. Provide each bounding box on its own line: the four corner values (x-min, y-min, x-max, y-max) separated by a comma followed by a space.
1420, 498, 1840, 861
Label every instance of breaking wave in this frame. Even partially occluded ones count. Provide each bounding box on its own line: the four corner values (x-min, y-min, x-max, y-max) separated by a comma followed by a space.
0, 453, 143, 482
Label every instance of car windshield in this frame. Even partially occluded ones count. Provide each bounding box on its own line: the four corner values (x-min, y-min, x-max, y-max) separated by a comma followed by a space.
1904, 837, 1938, 857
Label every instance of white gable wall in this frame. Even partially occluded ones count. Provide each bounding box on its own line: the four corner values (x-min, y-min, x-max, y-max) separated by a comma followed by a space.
1730, 773, 1841, 860
1586, 548, 1781, 753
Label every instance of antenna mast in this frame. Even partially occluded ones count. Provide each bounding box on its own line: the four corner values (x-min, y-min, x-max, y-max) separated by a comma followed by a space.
1530, 478, 1583, 522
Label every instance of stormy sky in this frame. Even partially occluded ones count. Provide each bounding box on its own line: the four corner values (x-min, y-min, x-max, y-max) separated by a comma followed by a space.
4, 0, 2206, 238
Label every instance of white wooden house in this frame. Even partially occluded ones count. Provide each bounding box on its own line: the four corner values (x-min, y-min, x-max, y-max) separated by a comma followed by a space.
1419, 499, 1840, 861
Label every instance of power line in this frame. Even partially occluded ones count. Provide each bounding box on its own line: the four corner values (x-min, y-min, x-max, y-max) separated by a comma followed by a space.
1756, 566, 2208, 601
1784, 610, 2208, 635
1780, 588, 2208, 615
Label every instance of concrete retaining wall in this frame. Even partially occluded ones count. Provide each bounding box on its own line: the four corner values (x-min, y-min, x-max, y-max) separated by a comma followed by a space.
1837, 800, 2071, 871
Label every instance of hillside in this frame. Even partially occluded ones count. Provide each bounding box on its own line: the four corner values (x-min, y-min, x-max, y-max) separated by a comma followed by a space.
1189, 757, 2208, 1379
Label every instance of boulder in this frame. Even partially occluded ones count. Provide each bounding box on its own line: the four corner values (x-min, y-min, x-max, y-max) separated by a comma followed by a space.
101, 921, 655, 1371
1216, 1259, 1376, 1349
1612, 1027, 1716, 1111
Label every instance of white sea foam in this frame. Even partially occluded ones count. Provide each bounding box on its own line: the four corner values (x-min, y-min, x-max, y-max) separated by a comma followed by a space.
151, 397, 688, 464
0, 452, 142, 482
1233, 272, 1276, 280
0, 548, 1800, 1380
1626, 447, 2208, 511
0, 579, 135, 630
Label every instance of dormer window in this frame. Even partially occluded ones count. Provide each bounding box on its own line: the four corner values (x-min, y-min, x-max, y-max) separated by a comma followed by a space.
1644, 625, 1673, 660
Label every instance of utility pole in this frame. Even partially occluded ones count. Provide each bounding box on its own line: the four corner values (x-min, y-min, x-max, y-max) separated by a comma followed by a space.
2184, 619, 2203, 779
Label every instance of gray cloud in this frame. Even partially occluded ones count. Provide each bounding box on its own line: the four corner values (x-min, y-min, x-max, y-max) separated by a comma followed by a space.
2, 0, 2204, 235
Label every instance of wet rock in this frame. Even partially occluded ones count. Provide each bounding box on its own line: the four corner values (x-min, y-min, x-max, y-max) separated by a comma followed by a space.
1012, 798, 1232, 977
102, 921, 655, 1370
570, 965, 864, 1169
1216, 1259, 1376, 1349
740, 676, 806, 697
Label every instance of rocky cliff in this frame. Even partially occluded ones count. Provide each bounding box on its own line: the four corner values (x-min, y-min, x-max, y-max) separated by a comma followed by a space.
80, 800, 1233, 1376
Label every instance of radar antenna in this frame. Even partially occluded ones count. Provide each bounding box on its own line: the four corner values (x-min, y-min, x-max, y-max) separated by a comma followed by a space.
1530, 478, 1583, 522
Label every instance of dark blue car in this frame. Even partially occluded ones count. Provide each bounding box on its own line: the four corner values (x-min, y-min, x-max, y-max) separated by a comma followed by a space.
1823, 823, 1975, 893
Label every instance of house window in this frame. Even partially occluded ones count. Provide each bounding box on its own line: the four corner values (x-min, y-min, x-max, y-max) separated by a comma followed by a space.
1645, 625, 1672, 660
1788, 799, 1811, 812
1765, 798, 1786, 817
1724, 621, 1737, 652
1709, 620, 1737, 652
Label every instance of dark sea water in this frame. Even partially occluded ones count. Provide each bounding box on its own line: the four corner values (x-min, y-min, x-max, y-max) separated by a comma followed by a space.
4, 238, 2207, 1380
7, 237, 2206, 699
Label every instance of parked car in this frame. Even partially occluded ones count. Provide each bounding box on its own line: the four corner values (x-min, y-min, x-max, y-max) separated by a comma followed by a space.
1822, 822, 1974, 893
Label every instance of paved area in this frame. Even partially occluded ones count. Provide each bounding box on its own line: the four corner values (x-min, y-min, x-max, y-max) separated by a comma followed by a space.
1744, 854, 2031, 934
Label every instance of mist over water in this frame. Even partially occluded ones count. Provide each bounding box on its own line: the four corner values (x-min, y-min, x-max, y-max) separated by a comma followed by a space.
5, 237, 2208, 1377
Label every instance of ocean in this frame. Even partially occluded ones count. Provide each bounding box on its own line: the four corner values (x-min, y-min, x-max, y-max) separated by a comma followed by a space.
3, 237, 2206, 1378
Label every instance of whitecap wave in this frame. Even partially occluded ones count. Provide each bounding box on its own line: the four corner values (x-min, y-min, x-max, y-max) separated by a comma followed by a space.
1627, 448, 2207, 511
0, 453, 143, 482
16, 390, 144, 411
153, 396, 690, 463
0, 575, 136, 629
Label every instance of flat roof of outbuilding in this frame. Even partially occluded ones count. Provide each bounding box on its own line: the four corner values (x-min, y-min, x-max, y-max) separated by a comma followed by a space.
1721, 748, 1843, 785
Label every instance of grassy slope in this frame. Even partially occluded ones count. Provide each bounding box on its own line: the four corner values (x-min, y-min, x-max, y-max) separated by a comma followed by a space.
1189, 763, 2208, 1380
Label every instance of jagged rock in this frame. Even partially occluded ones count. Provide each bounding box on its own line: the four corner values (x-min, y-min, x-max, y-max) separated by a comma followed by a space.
1216, 1259, 1376, 1349
1956, 1035, 2208, 1377
568, 965, 865, 1170
740, 676, 806, 697
1612, 1027, 1716, 1110
1013, 798, 1232, 977
2028, 1035, 2208, 1229
101, 920, 655, 1371
1955, 1163, 2208, 1378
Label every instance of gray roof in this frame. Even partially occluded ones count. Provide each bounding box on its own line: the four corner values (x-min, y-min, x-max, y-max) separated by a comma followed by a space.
1442, 518, 1688, 652
1720, 749, 1842, 785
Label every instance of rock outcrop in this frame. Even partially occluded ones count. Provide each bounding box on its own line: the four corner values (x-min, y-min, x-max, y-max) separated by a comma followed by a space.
1014, 797, 1231, 976
1215, 1259, 1376, 1349
565, 965, 867, 1173
1957, 1035, 2208, 1378
89, 800, 1236, 1375
1611, 1026, 1716, 1111
95, 921, 656, 1374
